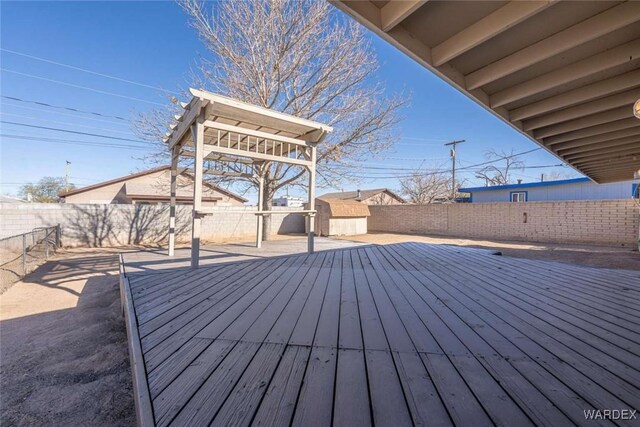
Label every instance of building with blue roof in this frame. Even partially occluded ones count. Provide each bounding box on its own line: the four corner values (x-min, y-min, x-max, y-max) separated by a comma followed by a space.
460, 178, 640, 203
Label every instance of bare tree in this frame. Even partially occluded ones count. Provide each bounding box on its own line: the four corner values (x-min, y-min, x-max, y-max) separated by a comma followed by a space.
474, 149, 525, 186
541, 170, 576, 181
135, 0, 405, 239
399, 171, 463, 204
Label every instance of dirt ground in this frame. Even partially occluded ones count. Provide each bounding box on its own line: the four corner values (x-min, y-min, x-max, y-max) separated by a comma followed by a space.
337, 232, 640, 271
0, 249, 135, 426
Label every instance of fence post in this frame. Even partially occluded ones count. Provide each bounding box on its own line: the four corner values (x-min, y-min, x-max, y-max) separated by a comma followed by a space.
22, 234, 27, 276
45, 229, 49, 261
57, 224, 61, 248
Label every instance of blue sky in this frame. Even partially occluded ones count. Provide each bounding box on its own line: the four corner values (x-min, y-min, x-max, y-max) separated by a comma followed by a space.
0, 1, 578, 202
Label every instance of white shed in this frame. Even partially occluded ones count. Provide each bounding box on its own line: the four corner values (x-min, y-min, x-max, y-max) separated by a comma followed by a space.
314, 198, 370, 236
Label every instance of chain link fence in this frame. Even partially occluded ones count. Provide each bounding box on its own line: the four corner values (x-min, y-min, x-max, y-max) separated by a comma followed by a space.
0, 225, 61, 293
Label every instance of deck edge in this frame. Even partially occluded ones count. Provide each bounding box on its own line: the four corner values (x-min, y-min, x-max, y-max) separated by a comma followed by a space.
119, 253, 155, 427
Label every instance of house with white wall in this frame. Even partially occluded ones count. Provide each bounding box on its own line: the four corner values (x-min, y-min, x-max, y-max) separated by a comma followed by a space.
59, 166, 246, 206
460, 178, 640, 203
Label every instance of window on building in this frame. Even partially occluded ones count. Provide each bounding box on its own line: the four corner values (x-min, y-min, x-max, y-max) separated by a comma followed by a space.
633, 184, 639, 199
510, 191, 527, 202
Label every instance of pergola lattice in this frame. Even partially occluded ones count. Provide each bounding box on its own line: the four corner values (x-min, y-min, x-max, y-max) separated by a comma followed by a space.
165, 89, 332, 267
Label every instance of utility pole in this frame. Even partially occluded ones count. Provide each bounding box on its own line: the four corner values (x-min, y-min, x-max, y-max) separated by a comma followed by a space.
65, 160, 71, 191
444, 139, 465, 201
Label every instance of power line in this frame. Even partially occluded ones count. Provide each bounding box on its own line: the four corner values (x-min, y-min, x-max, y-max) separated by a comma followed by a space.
0, 134, 150, 151
0, 112, 134, 136
1, 68, 166, 106
0, 121, 151, 144
2, 101, 129, 127
1, 48, 176, 95
457, 147, 543, 171
1, 95, 128, 121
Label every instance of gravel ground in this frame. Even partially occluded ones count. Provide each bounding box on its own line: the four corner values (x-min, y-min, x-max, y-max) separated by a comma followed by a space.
0, 250, 135, 426
336, 232, 640, 271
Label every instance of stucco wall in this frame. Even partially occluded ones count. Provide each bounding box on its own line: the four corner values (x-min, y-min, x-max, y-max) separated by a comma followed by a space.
368, 200, 640, 247
0, 203, 303, 246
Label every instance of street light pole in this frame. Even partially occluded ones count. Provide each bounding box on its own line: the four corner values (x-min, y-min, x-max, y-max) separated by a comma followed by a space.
444, 139, 465, 201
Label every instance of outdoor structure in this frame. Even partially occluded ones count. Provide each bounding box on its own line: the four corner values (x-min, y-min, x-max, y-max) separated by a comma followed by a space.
461, 177, 640, 203
164, 89, 332, 266
331, 0, 640, 183
319, 188, 406, 205
59, 166, 246, 206
118, 239, 640, 427
314, 198, 370, 236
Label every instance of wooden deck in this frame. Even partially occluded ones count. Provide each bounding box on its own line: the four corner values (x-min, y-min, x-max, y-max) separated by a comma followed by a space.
120, 241, 640, 426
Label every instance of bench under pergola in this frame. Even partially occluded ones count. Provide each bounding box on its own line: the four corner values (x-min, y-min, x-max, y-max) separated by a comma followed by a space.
164, 89, 332, 267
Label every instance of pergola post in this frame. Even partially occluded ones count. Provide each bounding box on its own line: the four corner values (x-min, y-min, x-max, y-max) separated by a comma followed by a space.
307, 145, 317, 254
168, 145, 178, 257
256, 167, 265, 249
190, 114, 205, 268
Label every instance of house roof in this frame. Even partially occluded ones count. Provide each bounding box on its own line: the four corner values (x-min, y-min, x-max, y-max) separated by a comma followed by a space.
319, 188, 406, 203
460, 177, 592, 193
0, 195, 26, 203
316, 198, 371, 217
59, 166, 247, 202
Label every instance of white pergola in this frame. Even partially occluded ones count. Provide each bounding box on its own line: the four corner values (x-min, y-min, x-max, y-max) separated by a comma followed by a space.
164, 89, 332, 267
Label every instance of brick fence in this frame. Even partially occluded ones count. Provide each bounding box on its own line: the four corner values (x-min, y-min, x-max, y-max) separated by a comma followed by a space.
0, 203, 304, 247
368, 199, 640, 247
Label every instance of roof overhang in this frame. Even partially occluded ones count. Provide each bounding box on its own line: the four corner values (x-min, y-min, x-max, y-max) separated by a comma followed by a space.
330, 0, 640, 183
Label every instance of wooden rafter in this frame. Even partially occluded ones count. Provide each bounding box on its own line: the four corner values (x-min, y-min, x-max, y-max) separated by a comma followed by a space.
331, 0, 640, 182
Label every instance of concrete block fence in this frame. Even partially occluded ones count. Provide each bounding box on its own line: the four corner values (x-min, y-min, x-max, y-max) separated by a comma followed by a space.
0, 203, 304, 247
368, 199, 640, 247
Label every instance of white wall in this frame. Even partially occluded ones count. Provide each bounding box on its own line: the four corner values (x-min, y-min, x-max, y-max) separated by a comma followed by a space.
471, 180, 638, 203
0, 203, 304, 246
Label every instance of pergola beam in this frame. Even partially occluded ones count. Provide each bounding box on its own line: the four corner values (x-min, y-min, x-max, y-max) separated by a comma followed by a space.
549, 126, 640, 151
380, 0, 425, 32
203, 120, 312, 147
465, 1, 640, 90
168, 98, 208, 149
492, 39, 640, 108
432, 1, 553, 67
203, 145, 311, 167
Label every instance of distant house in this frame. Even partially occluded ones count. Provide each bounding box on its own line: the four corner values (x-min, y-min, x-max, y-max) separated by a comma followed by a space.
319, 188, 405, 205
460, 178, 640, 203
59, 166, 247, 206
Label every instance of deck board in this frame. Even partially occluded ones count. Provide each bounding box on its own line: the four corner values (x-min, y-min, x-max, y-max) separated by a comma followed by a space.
121, 241, 640, 426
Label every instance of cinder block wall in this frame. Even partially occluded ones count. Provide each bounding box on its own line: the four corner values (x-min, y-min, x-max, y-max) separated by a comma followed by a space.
368, 199, 640, 247
0, 203, 304, 247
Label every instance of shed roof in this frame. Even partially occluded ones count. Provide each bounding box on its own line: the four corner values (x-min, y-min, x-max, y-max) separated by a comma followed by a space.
317, 198, 371, 217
